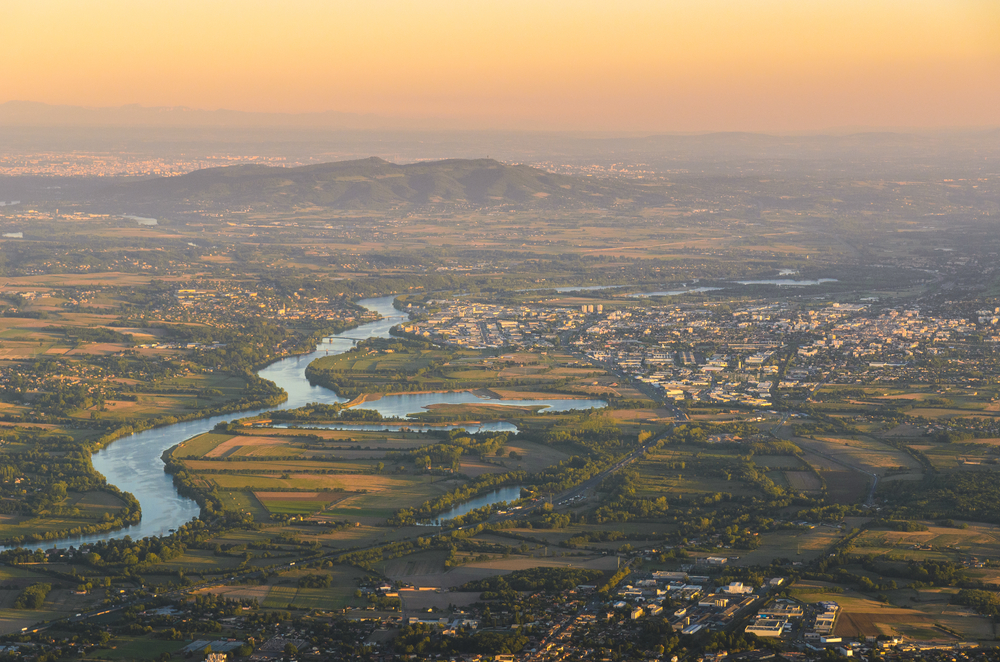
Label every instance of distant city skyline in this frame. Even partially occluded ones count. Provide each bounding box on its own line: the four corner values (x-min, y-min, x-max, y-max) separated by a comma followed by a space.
4, 0, 999, 132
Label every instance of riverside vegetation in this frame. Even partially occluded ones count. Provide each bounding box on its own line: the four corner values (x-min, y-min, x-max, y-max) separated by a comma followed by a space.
1, 145, 1000, 657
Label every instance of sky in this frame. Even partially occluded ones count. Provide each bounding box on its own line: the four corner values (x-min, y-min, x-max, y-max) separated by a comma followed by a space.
3, 0, 999, 132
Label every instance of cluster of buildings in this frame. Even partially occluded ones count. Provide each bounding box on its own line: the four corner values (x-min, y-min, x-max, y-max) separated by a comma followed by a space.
608, 572, 780, 636
795, 307, 997, 363
5, 555, 988, 662
0, 347, 176, 418
562, 299, 1000, 404
170, 285, 374, 328
744, 600, 838, 642
526, 161, 663, 181
576, 305, 791, 406
396, 301, 588, 348
0, 152, 293, 178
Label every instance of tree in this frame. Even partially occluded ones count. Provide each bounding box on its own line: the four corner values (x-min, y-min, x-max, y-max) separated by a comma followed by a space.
284, 643, 298, 658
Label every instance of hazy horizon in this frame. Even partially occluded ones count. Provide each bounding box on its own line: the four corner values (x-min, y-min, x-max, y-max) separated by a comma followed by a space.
5, 1, 999, 133
4, 99, 1000, 135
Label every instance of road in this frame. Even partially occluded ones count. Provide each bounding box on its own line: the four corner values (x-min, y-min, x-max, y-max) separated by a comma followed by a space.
790, 441, 880, 508
39, 417, 677, 634
33, 333, 687, 634
483, 420, 682, 526
766, 373, 882, 507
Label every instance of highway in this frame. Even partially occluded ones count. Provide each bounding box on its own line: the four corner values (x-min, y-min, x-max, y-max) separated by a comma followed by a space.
28, 336, 688, 634
767, 372, 882, 508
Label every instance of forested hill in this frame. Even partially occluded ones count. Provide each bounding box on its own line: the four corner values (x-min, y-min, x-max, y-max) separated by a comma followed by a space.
116, 157, 667, 211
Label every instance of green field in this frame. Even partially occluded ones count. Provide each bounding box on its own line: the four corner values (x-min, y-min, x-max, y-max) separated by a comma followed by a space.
307, 341, 620, 402
208, 473, 355, 490
308, 343, 496, 395
853, 521, 1000, 562
207, 472, 439, 493
633, 444, 759, 499
790, 580, 994, 641
261, 584, 359, 611
325, 481, 457, 521
0, 607, 66, 635
0, 515, 108, 542
183, 458, 374, 473
229, 444, 302, 458
910, 441, 1000, 471
146, 549, 244, 573
173, 432, 235, 458
258, 499, 331, 515
217, 491, 270, 521
0, 566, 50, 581
86, 637, 187, 660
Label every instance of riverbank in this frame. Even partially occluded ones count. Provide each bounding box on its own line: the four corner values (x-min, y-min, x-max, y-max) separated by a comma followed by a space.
0, 307, 385, 551
0, 295, 608, 550
2, 297, 407, 550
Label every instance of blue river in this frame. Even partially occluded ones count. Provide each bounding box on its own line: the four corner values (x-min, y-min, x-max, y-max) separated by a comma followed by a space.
11, 296, 605, 549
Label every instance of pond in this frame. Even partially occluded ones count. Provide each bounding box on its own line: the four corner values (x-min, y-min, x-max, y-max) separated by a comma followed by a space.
424, 485, 525, 525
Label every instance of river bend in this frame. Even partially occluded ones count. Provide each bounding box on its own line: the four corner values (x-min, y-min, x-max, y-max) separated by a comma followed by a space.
14, 297, 604, 549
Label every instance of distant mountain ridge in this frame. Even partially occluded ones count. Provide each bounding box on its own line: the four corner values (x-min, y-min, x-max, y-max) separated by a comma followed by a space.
116, 157, 667, 211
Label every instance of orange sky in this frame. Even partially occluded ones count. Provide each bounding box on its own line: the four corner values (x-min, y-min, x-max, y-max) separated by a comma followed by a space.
4, 0, 999, 131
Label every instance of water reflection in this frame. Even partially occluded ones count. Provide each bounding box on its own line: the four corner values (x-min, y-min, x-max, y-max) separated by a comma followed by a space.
425, 486, 525, 525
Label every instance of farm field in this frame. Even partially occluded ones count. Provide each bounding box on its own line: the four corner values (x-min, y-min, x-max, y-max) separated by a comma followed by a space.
85, 637, 188, 660
752, 454, 809, 470
172, 433, 237, 458
144, 549, 245, 574
853, 521, 1000, 562
206, 434, 304, 458
379, 549, 616, 588
791, 433, 922, 476
265, 428, 435, 445
408, 402, 550, 422
399, 589, 482, 614
0, 580, 98, 635
207, 473, 443, 494
284, 522, 427, 548
822, 470, 871, 504
0, 566, 51, 582
254, 491, 353, 515
198, 566, 368, 611
733, 526, 845, 565
0, 510, 124, 543
633, 444, 760, 499
767, 431, 922, 503
260, 584, 358, 610
324, 480, 460, 522
496, 522, 664, 548
0, 607, 68, 635
182, 458, 375, 473
217, 490, 270, 521
790, 579, 994, 641
910, 441, 1000, 471
176, 427, 479, 467
308, 344, 615, 401
784, 471, 824, 491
